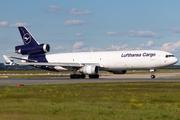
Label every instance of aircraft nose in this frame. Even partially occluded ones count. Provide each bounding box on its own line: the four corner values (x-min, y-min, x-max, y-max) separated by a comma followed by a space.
174, 57, 178, 64
172, 57, 178, 64
166, 57, 178, 66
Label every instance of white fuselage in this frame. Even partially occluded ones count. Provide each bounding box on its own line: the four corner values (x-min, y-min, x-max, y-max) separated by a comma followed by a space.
45, 50, 178, 71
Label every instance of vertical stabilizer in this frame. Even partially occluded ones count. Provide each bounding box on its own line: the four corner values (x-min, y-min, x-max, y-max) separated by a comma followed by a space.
18, 26, 39, 46
16, 27, 49, 63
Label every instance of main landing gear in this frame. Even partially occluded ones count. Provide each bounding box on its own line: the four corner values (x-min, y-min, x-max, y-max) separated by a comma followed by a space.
89, 74, 99, 79
70, 74, 99, 79
150, 69, 155, 79
70, 69, 85, 79
70, 74, 86, 79
70, 68, 99, 79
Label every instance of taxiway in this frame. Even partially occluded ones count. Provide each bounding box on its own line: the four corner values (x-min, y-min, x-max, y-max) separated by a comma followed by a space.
0, 73, 180, 86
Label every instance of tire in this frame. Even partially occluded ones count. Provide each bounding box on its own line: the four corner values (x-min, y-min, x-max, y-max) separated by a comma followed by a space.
151, 75, 155, 79
70, 74, 83, 79
70, 74, 74, 79
89, 74, 99, 79
80, 74, 86, 79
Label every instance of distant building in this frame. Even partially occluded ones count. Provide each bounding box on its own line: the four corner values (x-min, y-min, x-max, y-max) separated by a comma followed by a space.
5, 65, 40, 70
0, 63, 5, 70
164, 65, 180, 69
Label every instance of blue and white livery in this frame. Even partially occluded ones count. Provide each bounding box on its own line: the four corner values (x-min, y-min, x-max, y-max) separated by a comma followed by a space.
6, 26, 178, 79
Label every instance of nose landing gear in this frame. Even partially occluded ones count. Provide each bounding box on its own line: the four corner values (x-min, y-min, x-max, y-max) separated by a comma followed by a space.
151, 74, 155, 79
150, 69, 155, 79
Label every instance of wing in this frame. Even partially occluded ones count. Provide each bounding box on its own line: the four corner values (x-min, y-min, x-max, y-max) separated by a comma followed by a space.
17, 62, 101, 71
17, 62, 82, 67
7, 56, 102, 71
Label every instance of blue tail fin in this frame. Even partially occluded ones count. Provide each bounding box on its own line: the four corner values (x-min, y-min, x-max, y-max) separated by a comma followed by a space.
18, 26, 39, 46
16, 26, 50, 56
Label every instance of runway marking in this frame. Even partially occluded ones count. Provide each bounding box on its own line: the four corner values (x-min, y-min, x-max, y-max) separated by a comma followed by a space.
0, 76, 8, 78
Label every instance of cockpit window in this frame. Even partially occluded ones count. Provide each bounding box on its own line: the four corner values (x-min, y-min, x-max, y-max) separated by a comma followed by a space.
165, 55, 175, 58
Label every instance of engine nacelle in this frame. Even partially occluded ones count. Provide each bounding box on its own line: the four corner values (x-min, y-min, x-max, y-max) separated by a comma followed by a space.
79, 65, 99, 75
15, 44, 50, 55
109, 70, 127, 74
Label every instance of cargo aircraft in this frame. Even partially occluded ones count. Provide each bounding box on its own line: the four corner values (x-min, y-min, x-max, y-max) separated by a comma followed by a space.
4, 26, 178, 79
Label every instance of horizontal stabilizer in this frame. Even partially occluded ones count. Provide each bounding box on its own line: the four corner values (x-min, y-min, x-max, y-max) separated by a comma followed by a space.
3, 55, 14, 65
9, 56, 37, 62
3, 55, 12, 63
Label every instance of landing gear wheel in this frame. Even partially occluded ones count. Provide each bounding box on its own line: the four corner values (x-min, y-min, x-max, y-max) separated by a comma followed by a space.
70, 74, 86, 79
70, 74, 74, 79
150, 69, 156, 79
80, 74, 86, 79
151, 75, 155, 79
89, 74, 99, 79
70, 74, 79, 79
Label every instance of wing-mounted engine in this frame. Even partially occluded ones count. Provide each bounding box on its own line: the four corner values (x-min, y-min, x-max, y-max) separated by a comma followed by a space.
79, 65, 99, 75
109, 70, 127, 74
15, 44, 50, 55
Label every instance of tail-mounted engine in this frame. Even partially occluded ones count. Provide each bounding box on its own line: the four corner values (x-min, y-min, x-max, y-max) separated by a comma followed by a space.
15, 44, 50, 55
79, 65, 99, 75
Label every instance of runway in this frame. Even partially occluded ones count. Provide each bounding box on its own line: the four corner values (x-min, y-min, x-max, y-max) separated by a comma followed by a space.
0, 73, 180, 86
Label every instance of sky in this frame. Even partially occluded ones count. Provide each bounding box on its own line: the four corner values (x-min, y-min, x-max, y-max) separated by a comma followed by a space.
1, 0, 180, 64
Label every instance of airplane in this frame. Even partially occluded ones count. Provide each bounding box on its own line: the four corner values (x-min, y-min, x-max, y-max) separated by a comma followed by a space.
3, 55, 14, 65
5, 26, 178, 79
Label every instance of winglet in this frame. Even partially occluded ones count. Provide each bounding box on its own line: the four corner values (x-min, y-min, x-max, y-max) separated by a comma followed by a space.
18, 26, 39, 46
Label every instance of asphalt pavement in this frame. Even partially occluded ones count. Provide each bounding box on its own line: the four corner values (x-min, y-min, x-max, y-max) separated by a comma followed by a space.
0, 73, 180, 86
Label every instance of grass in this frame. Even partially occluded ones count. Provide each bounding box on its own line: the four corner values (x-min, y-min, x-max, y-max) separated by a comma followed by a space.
174, 76, 180, 79
0, 82, 180, 119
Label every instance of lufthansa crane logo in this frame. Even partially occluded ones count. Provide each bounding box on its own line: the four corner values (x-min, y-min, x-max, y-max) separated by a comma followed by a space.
23, 33, 31, 44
